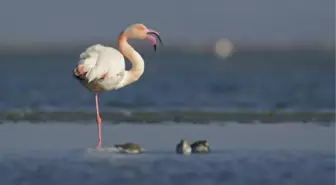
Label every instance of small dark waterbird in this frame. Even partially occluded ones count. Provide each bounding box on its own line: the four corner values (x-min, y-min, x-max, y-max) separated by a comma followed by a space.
176, 139, 192, 155
191, 140, 210, 153
114, 142, 144, 154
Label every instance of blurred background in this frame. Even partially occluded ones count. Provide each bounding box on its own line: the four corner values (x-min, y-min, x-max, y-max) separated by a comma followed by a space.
0, 0, 334, 122
0, 1, 335, 185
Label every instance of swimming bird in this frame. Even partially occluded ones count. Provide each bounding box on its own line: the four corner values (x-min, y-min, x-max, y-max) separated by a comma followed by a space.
72, 23, 163, 149
114, 142, 144, 154
176, 139, 192, 155
190, 140, 210, 153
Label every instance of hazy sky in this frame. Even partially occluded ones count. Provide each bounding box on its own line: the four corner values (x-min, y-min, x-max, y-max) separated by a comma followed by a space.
0, 0, 334, 44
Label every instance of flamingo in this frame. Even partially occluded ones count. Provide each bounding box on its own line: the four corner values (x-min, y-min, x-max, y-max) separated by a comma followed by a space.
72, 23, 162, 149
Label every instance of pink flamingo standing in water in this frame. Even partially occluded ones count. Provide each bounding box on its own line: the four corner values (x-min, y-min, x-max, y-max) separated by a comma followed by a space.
73, 23, 162, 149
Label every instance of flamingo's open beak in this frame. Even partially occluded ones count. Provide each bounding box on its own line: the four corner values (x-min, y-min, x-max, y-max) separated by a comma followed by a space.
146, 29, 163, 52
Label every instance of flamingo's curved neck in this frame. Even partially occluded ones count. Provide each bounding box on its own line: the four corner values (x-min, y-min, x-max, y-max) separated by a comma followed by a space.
116, 32, 145, 89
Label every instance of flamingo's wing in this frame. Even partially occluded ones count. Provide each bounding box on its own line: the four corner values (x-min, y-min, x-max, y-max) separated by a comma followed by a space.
79, 44, 125, 83
78, 44, 102, 71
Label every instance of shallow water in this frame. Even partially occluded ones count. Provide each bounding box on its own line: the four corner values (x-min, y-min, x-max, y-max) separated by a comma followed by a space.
0, 49, 334, 184
0, 123, 334, 185
0, 51, 334, 111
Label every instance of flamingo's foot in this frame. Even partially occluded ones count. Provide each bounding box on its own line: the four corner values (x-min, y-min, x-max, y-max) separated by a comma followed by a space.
74, 65, 85, 76
73, 65, 107, 80
96, 140, 102, 149
73, 65, 87, 80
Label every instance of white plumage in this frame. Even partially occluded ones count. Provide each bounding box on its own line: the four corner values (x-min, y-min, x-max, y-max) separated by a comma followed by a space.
77, 44, 126, 91
72, 23, 162, 149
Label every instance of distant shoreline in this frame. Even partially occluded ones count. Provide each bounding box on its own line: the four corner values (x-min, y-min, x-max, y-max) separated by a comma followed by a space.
1, 110, 334, 124
0, 40, 334, 55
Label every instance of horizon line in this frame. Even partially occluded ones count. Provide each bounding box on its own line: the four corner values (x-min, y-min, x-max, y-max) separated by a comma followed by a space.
0, 40, 334, 55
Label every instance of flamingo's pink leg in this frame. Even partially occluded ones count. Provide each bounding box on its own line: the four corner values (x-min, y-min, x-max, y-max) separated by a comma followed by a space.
95, 93, 102, 149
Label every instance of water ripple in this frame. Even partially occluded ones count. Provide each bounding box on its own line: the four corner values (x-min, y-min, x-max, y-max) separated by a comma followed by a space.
0, 150, 334, 185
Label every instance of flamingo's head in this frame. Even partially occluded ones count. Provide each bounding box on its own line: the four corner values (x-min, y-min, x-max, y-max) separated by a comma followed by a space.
124, 23, 163, 51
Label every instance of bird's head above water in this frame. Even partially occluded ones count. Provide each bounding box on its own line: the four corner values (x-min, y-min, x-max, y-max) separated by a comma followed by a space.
180, 139, 189, 145
122, 23, 163, 51
202, 140, 209, 147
